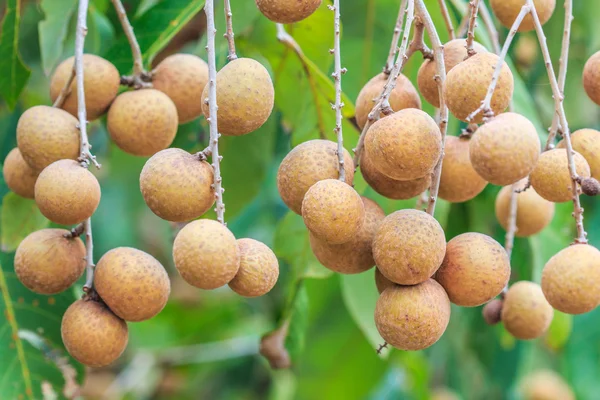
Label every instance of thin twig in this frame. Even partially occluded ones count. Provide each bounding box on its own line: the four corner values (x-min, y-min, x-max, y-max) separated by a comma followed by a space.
82, 219, 95, 291
504, 184, 519, 259
330, 1, 346, 183
465, 0, 481, 57
438, 0, 455, 40
223, 0, 237, 61
478, 1, 501, 54
383, 0, 408, 75
52, 67, 76, 108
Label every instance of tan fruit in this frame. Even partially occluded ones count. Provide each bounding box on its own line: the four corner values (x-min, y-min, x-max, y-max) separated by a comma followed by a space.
557, 129, 600, 178
374, 279, 450, 351
228, 239, 279, 297
35, 159, 101, 225
530, 149, 590, 203
201, 58, 274, 136
439, 136, 487, 202
444, 53, 514, 124
14, 229, 85, 294
301, 179, 364, 244
3, 148, 39, 199
16, 105, 80, 171
520, 370, 575, 400
140, 148, 215, 222
436, 232, 510, 307
277, 140, 354, 214
375, 268, 394, 294
173, 219, 240, 289
107, 89, 178, 156
584, 51, 600, 106
61, 299, 128, 368
502, 281, 553, 339
50, 54, 120, 120
373, 209, 446, 285
491, 0, 556, 33
255, 0, 322, 24
364, 108, 441, 181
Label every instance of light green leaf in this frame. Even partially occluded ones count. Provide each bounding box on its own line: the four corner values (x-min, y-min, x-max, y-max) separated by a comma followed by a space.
1, 193, 49, 252
38, 0, 77, 75
545, 310, 572, 351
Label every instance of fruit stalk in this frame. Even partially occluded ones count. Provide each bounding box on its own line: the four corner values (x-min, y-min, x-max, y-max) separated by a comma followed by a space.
83, 218, 95, 290
437, 0, 455, 40
504, 183, 519, 259
465, 0, 481, 57
224, 0, 238, 61
383, 0, 408, 75
478, 1, 501, 55
52, 67, 76, 108
330, 0, 346, 183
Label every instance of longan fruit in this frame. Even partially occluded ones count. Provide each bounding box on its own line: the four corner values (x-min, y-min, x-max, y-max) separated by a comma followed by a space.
502, 281, 553, 339
277, 140, 354, 214
470, 112, 541, 185
584, 51, 600, 106
228, 239, 279, 297
35, 159, 101, 225
444, 53, 514, 124
439, 136, 487, 202
61, 299, 128, 368
201, 58, 274, 136
107, 89, 178, 156
16, 105, 80, 171
491, 0, 556, 33
140, 148, 215, 222
173, 219, 240, 290
375, 279, 450, 351
375, 268, 394, 294
3, 148, 39, 199
482, 299, 504, 325
520, 370, 575, 400
255, 0, 322, 24
301, 179, 364, 245
530, 149, 590, 203
373, 209, 446, 285
50, 54, 120, 121
557, 129, 600, 178
436, 232, 510, 307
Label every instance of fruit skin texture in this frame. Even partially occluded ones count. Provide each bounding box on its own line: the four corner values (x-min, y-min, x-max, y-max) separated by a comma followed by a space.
470, 112, 541, 185
373, 209, 446, 285
3, 148, 39, 199
491, 0, 556, 33
228, 239, 279, 297
436, 232, 510, 307
152, 53, 209, 123
107, 89, 178, 156
201, 58, 274, 136
502, 281, 554, 340
583, 51, 600, 106
301, 179, 364, 245
16, 105, 80, 171
35, 159, 101, 225
61, 299, 128, 368
375, 268, 394, 294
50, 54, 120, 121
140, 148, 215, 222
439, 136, 487, 202
444, 53, 514, 124
520, 370, 575, 400
255, 0, 322, 24
173, 219, 240, 290
541, 244, 600, 314
530, 149, 591, 203
557, 128, 600, 178
277, 140, 354, 214
14, 229, 85, 294
365, 108, 441, 181
375, 279, 451, 351
94, 247, 171, 322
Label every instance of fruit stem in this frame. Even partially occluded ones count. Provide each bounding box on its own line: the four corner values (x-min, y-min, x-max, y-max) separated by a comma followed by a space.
83, 218, 96, 291
504, 183, 519, 260
383, 0, 408, 75
52, 67, 76, 108
330, 0, 346, 183
478, 1, 501, 55
437, 0, 455, 40
465, 0, 481, 58
223, 0, 238, 62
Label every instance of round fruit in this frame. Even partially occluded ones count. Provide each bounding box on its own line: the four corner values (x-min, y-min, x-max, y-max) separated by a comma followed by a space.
584, 51, 600, 106
439, 136, 487, 202
491, 0, 556, 33
255, 0, 322, 24
530, 149, 591, 203
35, 159, 101, 225
140, 148, 215, 222
14, 229, 85, 294
375, 268, 394, 294
61, 299, 128, 368
436, 232, 510, 307
301, 179, 364, 245
557, 128, 600, 178
173, 219, 240, 289
501, 281, 553, 340
277, 140, 354, 214
520, 370, 575, 400
374, 279, 451, 351
373, 209, 446, 285
228, 238, 279, 297
94, 247, 170, 322
201, 58, 274, 136
107, 89, 178, 156
482, 299, 504, 325
3, 148, 39, 199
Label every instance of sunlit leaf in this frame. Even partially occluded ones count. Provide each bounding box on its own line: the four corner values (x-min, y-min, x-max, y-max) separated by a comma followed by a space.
1, 194, 49, 253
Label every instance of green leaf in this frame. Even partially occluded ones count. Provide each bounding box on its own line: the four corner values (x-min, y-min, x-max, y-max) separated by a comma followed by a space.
284, 282, 308, 360
1, 193, 49, 252
38, 0, 77, 75
544, 310, 572, 351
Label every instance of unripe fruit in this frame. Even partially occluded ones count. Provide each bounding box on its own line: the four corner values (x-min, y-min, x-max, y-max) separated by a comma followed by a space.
14, 229, 85, 294
3, 148, 39, 199
140, 148, 215, 222
439, 136, 487, 202
50, 54, 120, 121
583, 51, 600, 106
436, 232, 510, 307
277, 140, 354, 214
255, 0, 322, 24
482, 299, 503, 325
491, 0, 556, 33
364, 108, 441, 181
94, 247, 170, 322
530, 149, 591, 203
520, 370, 575, 400
501, 281, 553, 339
557, 128, 600, 178
35, 159, 101, 225
375, 268, 394, 294
301, 179, 364, 245
228, 239, 279, 297
61, 299, 128, 368
152, 53, 209, 123
375, 279, 450, 351
107, 89, 178, 156
173, 219, 240, 289
201, 58, 274, 136
16, 105, 80, 171
373, 209, 446, 285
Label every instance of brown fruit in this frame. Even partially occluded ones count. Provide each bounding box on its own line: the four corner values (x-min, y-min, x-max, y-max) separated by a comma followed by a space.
584, 51, 600, 106
439, 136, 487, 202
50, 54, 120, 120
491, 0, 556, 33
277, 140, 354, 214
173, 219, 240, 289
374, 279, 451, 351
16, 105, 80, 171
375, 268, 394, 294
3, 148, 39, 199
201, 58, 274, 136
14, 229, 85, 294
581, 177, 600, 196
35, 159, 101, 225
301, 179, 364, 244
502, 281, 553, 339
140, 148, 215, 222
94, 247, 170, 322
107, 89, 178, 156
228, 239, 279, 297
557, 128, 600, 178
436, 232, 510, 307
373, 209, 446, 285
255, 0, 322, 24
520, 370, 575, 400
61, 299, 128, 368
482, 299, 504, 325
530, 149, 590, 203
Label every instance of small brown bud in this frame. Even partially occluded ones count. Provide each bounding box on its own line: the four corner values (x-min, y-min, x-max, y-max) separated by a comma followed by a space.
482, 298, 503, 325
581, 177, 600, 196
